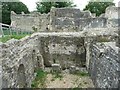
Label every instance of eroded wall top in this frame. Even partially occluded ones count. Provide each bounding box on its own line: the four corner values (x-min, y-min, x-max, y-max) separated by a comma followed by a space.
10, 6, 120, 32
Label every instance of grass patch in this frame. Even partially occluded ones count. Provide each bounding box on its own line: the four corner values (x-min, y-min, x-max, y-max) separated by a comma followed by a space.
72, 87, 82, 90
0, 35, 30, 43
73, 71, 89, 77
3, 29, 33, 35
96, 37, 110, 42
51, 72, 63, 81
31, 69, 47, 88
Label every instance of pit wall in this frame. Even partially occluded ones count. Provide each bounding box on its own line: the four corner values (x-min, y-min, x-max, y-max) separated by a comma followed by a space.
0, 29, 119, 88
88, 42, 119, 88
39, 34, 86, 69
0, 34, 44, 88
0, 32, 86, 88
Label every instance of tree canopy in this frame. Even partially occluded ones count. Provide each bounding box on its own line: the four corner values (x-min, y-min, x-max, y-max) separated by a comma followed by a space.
36, 0, 76, 14
2, 1, 29, 25
83, 0, 115, 16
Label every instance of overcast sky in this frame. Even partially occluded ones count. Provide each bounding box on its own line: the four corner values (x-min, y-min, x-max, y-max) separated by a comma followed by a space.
20, 0, 120, 11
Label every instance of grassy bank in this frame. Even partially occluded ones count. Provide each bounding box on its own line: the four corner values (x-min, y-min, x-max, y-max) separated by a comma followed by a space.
0, 35, 29, 43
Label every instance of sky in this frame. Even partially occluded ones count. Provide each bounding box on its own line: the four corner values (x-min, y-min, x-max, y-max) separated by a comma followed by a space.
20, 0, 120, 11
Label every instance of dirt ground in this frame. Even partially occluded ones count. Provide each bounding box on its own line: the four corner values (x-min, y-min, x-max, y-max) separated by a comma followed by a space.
44, 73, 94, 88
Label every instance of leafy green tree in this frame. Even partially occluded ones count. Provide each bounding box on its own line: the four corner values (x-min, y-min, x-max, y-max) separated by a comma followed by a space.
2, 1, 29, 25
36, 0, 76, 14
0, 2, 2, 23
83, 0, 115, 16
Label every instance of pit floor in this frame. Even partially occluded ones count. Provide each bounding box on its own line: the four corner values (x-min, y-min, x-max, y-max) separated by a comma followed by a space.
36, 72, 94, 88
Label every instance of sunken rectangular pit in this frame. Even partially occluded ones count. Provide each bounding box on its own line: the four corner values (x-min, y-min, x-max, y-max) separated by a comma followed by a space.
38, 33, 86, 69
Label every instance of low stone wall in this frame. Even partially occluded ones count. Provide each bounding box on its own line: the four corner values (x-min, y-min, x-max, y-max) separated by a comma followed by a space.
89, 42, 119, 88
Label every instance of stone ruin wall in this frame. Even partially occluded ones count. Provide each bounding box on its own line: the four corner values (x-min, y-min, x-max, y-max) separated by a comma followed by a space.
105, 6, 120, 28
49, 8, 106, 31
1, 6, 119, 88
88, 42, 119, 88
0, 27, 119, 88
11, 12, 50, 32
0, 32, 89, 88
85, 8, 120, 87
38, 33, 86, 69
50, 6, 120, 31
11, 6, 119, 32
0, 34, 44, 88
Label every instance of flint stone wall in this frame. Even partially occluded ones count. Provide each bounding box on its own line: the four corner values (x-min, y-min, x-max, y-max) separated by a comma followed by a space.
50, 8, 107, 31
0, 32, 88, 88
0, 34, 44, 88
4, 5, 120, 88
11, 12, 49, 32
105, 6, 120, 28
50, 17, 107, 32
0, 27, 119, 88
38, 33, 86, 69
105, 6, 120, 19
89, 42, 119, 88
11, 6, 120, 32
50, 6, 120, 31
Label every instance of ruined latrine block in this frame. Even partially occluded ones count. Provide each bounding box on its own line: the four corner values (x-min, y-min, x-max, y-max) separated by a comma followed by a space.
39, 35, 86, 69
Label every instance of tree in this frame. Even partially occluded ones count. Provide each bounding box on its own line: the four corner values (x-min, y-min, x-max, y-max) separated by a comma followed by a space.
2, 1, 29, 25
83, 0, 115, 16
36, 0, 76, 14
0, 2, 2, 23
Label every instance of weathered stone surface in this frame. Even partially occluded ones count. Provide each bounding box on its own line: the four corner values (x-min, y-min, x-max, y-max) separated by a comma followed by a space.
105, 6, 120, 19
0, 35, 44, 88
88, 42, 119, 88
11, 12, 49, 32
50, 8, 108, 31
11, 6, 119, 32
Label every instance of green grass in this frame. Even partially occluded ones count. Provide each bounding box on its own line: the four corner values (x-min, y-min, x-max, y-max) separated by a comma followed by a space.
97, 37, 110, 42
72, 87, 82, 90
52, 72, 63, 80
2, 29, 33, 35
50, 71, 63, 81
0, 35, 30, 43
31, 69, 47, 88
73, 71, 89, 77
